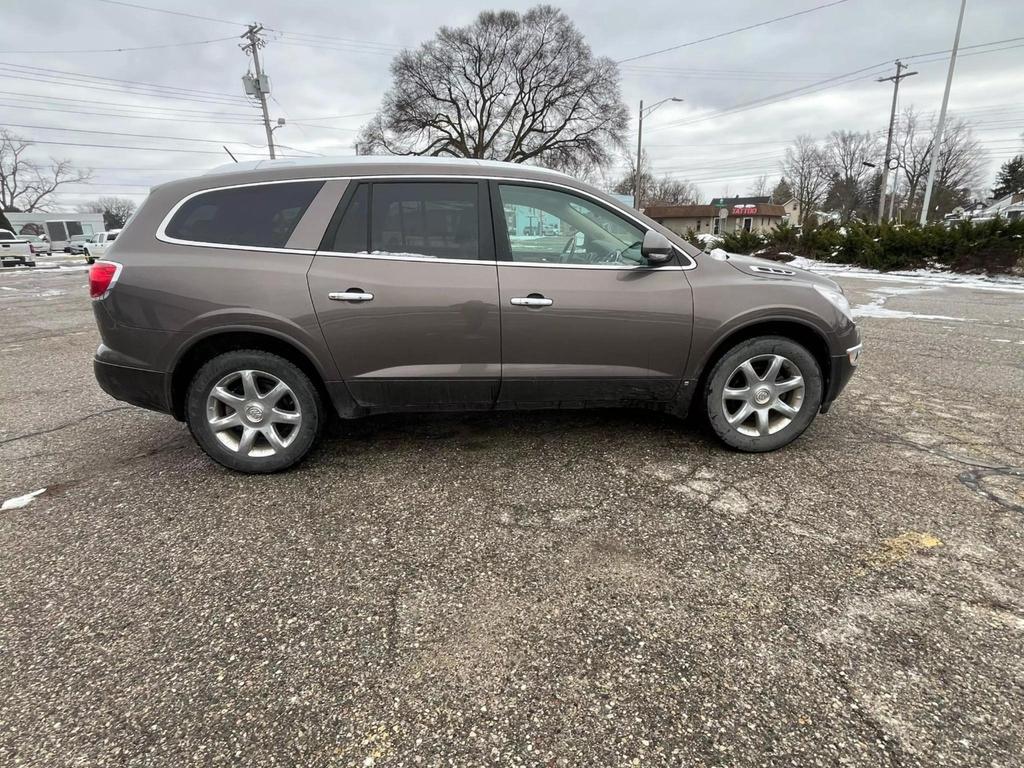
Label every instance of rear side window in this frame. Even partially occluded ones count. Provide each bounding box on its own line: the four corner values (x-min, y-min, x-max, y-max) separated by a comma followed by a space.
370, 182, 478, 260
165, 180, 324, 248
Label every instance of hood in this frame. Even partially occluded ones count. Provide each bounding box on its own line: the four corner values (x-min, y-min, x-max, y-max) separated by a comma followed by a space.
723, 252, 841, 291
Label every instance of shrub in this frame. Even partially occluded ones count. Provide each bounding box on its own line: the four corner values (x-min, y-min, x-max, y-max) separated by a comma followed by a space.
721, 228, 766, 255
798, 222, 844, 261
783, 218, 1024, 273
682, 228, 704, 250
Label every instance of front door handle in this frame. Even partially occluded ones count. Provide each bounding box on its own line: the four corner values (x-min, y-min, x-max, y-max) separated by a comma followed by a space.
329, 290, 374, 302
510, 295, 553, 308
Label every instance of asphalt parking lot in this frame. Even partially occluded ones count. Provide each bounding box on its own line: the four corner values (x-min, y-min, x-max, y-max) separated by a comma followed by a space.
1, 264, 1022, 767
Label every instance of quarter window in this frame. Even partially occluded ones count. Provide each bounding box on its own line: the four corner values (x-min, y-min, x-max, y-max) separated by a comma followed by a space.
370, 182, 479, 260
165, 181, 324, 248
497, 184, 647, 266
330, 183, 368, 252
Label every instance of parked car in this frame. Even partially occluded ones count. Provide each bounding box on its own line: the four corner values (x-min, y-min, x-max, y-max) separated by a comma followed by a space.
67, 234, 91, 255
90, 157, 861, 473
83, 229, 121, 264
0, 228, 35, 267
23, 234, 51, 257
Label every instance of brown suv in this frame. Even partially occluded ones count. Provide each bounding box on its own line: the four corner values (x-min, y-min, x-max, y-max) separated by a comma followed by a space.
90, 157, 861, 473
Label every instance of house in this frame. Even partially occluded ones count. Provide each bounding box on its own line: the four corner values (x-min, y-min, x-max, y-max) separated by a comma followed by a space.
781, 197, 801, 224
644, 201, 787, 237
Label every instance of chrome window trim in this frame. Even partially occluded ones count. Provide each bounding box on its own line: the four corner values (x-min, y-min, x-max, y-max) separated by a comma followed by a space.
154, 174, 697, 270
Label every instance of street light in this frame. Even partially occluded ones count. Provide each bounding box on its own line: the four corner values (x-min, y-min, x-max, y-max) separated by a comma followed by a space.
635, 96, 683, 209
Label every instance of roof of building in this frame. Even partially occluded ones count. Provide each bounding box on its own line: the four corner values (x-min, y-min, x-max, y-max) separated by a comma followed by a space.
644, 205, 719, 219
709, 195, 771, 206
645, 203, 786, 219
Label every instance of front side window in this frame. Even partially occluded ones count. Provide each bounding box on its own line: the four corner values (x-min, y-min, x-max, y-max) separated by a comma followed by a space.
165, 180, 324, 248
370, 182, 479, 260
497, 184, 646, 266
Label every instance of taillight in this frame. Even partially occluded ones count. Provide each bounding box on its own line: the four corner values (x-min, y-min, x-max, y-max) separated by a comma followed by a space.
89, 261, 122, 299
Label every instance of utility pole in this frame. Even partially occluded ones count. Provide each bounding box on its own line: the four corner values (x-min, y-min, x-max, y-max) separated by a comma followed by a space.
634, 96, 683, 210
876, 60, 917, 223
634, 100, 644, 210
241, 23, 275, 160
920, 0, 967, 225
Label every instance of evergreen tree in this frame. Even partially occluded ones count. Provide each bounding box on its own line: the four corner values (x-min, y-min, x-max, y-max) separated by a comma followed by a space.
992, 154, 1024, 198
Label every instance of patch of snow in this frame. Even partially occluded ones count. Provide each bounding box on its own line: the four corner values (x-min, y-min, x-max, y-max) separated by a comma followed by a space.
787, 256, 1024, 295
2, 488, 46, 510
851, 287, 973, 322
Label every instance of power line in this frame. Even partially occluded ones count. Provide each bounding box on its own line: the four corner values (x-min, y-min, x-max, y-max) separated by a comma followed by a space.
617, 0, 854, 64
15, 139, 271, 156
1, 122, 266, 147
85, 0, 405, 55
88, 0, 242, 26
0, 71, 252, 108
0, 102, 263, 125
264, 29, 401, 52
0, 36, 236, 55
0, 62, 249, 101
0, 89, 256, 117
645, 35, 1024, 136
271, 40, 393, 58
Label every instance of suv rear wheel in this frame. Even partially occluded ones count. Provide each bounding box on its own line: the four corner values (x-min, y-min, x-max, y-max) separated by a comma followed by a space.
704, 336, 823, 452
185, 350, 323, 473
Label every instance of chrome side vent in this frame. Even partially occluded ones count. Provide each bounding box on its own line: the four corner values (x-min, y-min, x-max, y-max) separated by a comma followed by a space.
750, 265, 796, 276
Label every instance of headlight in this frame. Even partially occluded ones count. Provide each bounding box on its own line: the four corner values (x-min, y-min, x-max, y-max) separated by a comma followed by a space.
813, 284, 853, 322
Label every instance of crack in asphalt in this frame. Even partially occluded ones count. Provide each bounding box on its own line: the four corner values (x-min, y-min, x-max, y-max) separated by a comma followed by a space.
957, 467, 1024, 514
0, 406, 132, 446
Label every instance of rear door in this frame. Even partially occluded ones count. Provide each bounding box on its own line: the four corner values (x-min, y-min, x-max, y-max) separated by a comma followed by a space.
491, 181, 693, 406
308, 179, 501, 410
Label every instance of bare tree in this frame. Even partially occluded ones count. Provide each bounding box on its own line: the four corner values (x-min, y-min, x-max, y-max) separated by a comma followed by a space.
893, 107, 984, 219
611, 155, 700, 206
77, 196, 137, 230
0, 129, 91, 213
820, 130, 880, 221
359, 6, 628, 169
780, 135, 828, 225
748, 175, 770, 197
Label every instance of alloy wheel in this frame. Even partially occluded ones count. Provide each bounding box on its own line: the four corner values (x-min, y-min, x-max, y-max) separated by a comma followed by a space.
205, 369, 302, 457
721, 354, 805, 437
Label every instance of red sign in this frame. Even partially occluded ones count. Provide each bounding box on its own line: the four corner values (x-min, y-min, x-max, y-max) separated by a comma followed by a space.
732, 205, 758, 216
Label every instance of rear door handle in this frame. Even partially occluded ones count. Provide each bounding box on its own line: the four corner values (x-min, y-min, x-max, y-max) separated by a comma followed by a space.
510, 295, 553, 308
329, 290, 374, 302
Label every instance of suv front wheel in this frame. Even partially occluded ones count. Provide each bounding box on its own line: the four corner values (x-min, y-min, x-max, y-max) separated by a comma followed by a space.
704, 336, 823, 452
186, 350, 323, 473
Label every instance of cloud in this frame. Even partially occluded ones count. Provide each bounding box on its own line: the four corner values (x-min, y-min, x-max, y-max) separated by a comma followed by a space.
4, 0, 1020, 207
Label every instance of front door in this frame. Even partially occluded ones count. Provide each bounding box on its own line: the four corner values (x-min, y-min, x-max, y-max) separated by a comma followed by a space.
491, 182, 693, 406
308, 180, 501, 410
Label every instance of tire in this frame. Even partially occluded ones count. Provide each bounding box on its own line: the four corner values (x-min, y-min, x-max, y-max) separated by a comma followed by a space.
704, 335, 823, 452
186, 350, 324, 473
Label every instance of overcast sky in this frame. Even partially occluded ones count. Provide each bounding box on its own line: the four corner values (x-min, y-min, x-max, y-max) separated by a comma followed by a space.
4, 0, 1022, 209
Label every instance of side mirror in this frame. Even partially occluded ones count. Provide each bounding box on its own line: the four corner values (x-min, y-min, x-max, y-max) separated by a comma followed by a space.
641, 230, 673, 264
